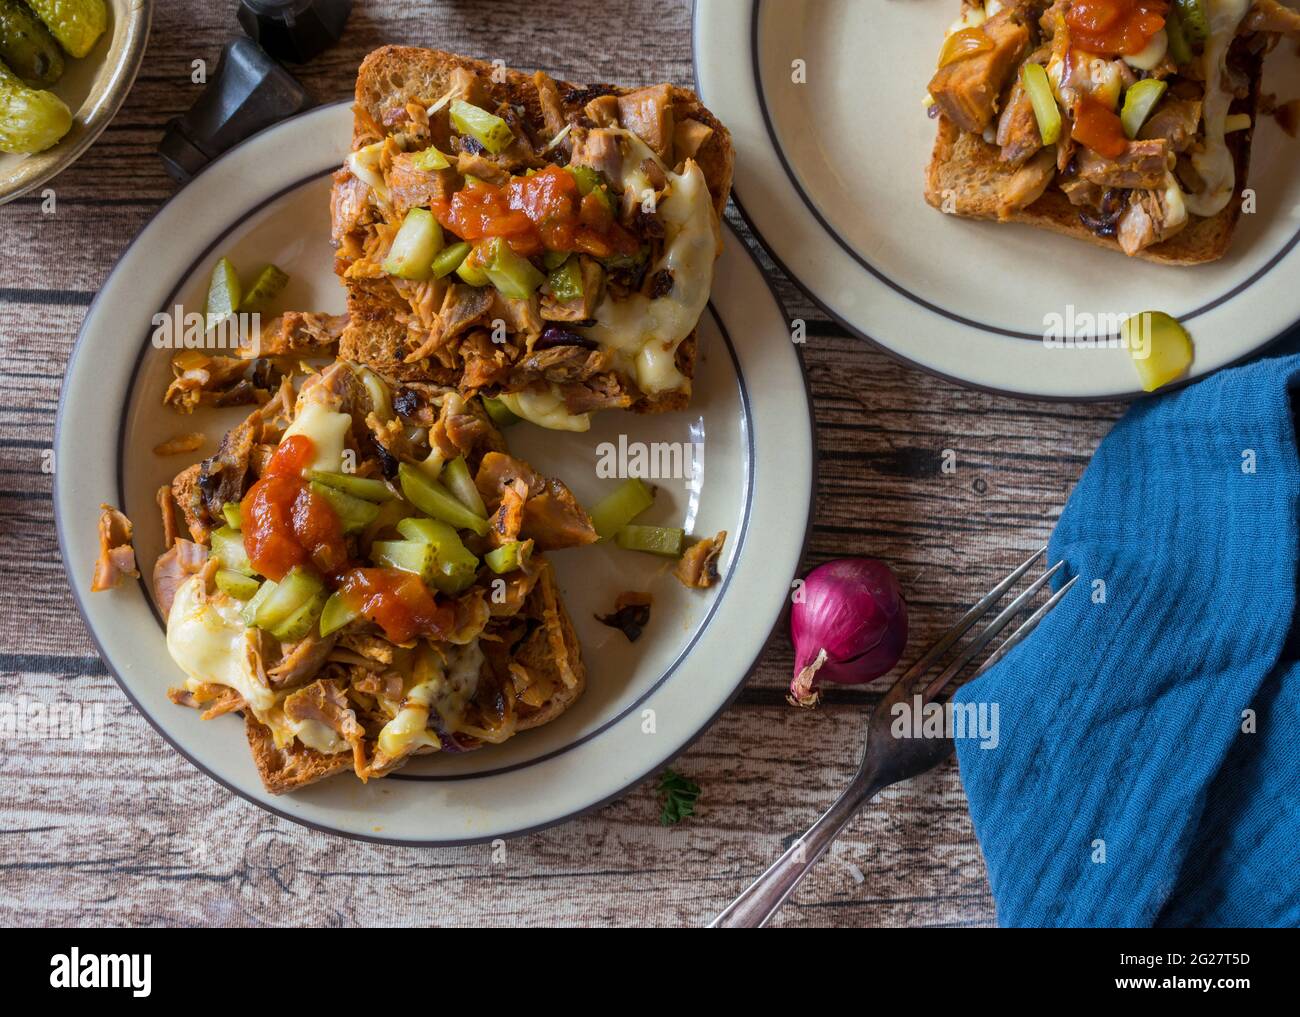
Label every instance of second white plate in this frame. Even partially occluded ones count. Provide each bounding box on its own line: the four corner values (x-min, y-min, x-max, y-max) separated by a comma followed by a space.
695, 0, 1300, 398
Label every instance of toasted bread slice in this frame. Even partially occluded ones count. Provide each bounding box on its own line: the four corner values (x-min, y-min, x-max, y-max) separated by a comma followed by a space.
245, 712, 352, 795
924, 52, 1260, 265
245, 557, 585, 795
336, 46, 734, 414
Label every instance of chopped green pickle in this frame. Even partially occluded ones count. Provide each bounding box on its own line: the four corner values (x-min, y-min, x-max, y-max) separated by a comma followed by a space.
221, 501, 242, 530
399, 463, 490, 536
270, 596, 327, 642
210, 526, 255, 576
253, 566, 325, 635
589, 478, 655, 541
1124, 311, 1193, 393
542, 249, 569, 271
0, 0, 65, 87
1166, 10, 1193, 65
485, 541, 530, 574
241, 578, 278, 626
481, 395, 520, 428
240, 264, 289, 311
310, 480, 381, 533
396, 517, 480, 592
383, 207, 444, 280
0, 58, 70, 153
371, 539, 439, 587
319, 590, 361, 637
564, 164, 603, 196
205, 257, 242, 328
214, 569, 260, 601
545, 257, 584, 302
1174, 0, 1209, 42
309, 470, 395, 503
456, 244, 492, 287
26, 0, 106, 59
483, 237, 545, 299
1121, 79, 1167, 139
1020, 63, 1060, 147
615, 524, 685, 558
441, 456, 488, 517
449, 99, 514, 154
432, 241, 472, 279
411, 145, 451, 171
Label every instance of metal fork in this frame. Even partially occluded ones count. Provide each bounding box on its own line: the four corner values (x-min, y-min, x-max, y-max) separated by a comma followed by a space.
709, 547, 1077, 929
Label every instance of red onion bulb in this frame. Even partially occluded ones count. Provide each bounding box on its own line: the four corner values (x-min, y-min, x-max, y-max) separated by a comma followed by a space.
788, 558, 908, 708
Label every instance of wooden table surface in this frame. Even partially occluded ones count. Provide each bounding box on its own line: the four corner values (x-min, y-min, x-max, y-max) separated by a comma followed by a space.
0, 0, 1126, 927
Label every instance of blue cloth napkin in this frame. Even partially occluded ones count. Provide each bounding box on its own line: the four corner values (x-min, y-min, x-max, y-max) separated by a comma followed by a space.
955, 338, 1300, 927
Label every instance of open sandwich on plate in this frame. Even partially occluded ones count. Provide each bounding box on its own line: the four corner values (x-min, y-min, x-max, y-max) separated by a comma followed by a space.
331, 45, 734, 431
924, 0, 1300, 262
140, 360, 595, 794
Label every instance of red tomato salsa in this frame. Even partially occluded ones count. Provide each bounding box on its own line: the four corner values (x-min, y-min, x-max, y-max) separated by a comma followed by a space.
336, 567, 456, 644
434, 165, 640, 260
1066, 0, 1167, 57
1072, 96, 1129, 158
240, 435, 348, 581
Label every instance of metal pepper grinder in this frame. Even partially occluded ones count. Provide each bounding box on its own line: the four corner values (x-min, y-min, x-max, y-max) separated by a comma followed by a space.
238, 0, 353, 64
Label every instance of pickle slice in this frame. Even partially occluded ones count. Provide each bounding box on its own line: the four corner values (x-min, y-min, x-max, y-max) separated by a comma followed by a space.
204, 257, 242, 328
240, 264, 289, 312
0, 57, 70, 153
1174, 0, 1209, 43
1124, 311, 1193, 393
26, 0, 106, 59
0, 0, 64, 87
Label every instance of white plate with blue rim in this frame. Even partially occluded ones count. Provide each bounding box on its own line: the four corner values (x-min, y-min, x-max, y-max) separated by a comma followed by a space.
694, 0, 1300, 398
54, 100, 814, 844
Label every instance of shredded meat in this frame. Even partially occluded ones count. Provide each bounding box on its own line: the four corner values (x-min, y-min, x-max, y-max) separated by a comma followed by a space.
247, 312, 348, 359
541, 255, 605, 322
474, 451, 598, 550
617, 84, 675, 161
995, 147, 1057, 218
386, 151, 460, 218
674, 531, 728, 589
997, 77, 1044, 167
1076, 139, 1169, 190
569, 127, 623, 183
928, 10, 1032, 134
1117, 188, 1187, 256
331, 169, 372, 246
268, 631, 339, 691
1244, 0, 1300, 36
152, 538, 208, 617
91, 504, 138, 592
672, 118, 713, 166
533, 70, 568, 142
1138, 99, 1202, 153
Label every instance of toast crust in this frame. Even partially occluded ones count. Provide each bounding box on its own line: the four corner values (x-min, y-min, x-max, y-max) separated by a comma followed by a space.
924, 48, 1260, 266
244, 556, 586, 795
338, 46, 732, 413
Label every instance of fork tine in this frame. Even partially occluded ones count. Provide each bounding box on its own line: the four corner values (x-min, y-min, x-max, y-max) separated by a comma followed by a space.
971, 574, 1079, 679
895, 545, 1047, 686
921, 560, 1068, 702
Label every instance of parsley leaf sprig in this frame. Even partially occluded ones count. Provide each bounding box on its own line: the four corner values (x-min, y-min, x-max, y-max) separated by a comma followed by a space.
658, 768, 701, 826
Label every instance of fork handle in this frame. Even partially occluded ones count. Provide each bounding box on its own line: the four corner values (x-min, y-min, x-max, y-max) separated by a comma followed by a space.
709, 776, 880, 928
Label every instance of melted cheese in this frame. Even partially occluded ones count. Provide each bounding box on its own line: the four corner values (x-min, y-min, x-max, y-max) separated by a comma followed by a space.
168, 576, 275, 715
375, 640, 483, 758
280, 401, 350, 474
578, 130, 719, 396
1184, 0, 1251, 218
166, 576, 351, 755
498, 386, 591, 431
